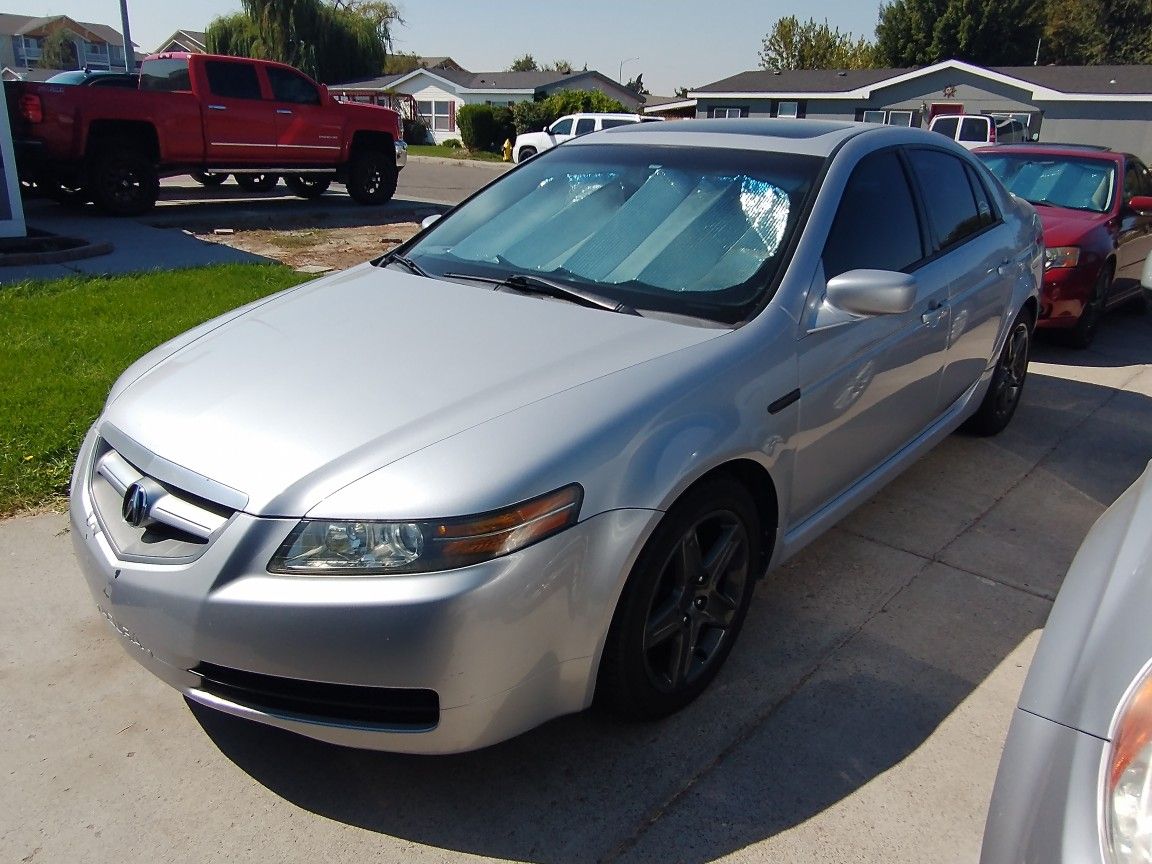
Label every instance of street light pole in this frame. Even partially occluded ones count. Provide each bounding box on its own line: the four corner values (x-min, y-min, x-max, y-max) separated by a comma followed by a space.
618, 56, 638, 83
119, 0, 133, 71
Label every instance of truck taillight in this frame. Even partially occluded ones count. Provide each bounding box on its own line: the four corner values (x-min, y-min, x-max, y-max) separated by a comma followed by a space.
20, 93, 42, 123
988, 121, 997, 144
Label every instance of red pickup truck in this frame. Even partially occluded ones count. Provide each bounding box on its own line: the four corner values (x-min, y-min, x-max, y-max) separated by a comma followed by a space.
7, 52, 406, 215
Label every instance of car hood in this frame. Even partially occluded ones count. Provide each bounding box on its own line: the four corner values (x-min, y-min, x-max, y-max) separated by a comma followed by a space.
102, 264, 725, 516
1034, 204, 1109, 247
1017, 460, 1152, 739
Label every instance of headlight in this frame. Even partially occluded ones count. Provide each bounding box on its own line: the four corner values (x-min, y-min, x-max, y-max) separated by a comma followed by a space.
268, 484, 583, 575
1104, 661, 1152, 864
1045, 246, 1081, 269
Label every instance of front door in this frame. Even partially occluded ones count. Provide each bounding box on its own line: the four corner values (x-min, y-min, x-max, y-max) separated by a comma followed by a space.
266, 66, 343, 166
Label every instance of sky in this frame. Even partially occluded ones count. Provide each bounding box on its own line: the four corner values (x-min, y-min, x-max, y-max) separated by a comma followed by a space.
14, 1, 881, 95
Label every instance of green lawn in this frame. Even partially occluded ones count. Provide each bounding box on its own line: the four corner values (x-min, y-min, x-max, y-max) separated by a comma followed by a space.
407, 144, 508, 163
0, 264, 312, 516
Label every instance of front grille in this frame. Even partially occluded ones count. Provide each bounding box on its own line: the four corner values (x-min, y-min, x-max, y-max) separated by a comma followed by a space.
192, 662, 440, 729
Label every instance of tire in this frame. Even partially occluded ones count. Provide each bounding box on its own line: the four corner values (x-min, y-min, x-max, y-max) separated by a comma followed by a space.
963, 309, 1032, 437
1067, 267, 1110, 349
517, 146, 537, 163
191, 171, 228, 187
346, 149, 397, 205
595, 476, 760, 720
89, 145, 158, 216
46, 181, 90, 207
234, 174, 280, 192
285, 175, 331, 199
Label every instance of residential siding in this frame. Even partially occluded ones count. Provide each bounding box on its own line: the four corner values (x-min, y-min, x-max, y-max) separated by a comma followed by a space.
1038, 103, 1152, 161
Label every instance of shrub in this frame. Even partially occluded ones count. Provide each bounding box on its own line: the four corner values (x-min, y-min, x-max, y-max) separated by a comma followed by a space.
442, 138, 463, 149
492, 106, 517, 149
457, 103, 497, 152
511, 90, 628, 134
403, 118, 430, 144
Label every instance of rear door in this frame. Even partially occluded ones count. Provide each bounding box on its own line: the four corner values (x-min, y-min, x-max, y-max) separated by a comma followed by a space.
201, 58, 277, 162
266, 65, 342, 165
906, 147, 1018, 405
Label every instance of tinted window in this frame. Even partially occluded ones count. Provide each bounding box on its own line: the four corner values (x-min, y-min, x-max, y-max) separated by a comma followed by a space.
931, 116, 959, 138
959, 117, 989, 142
267, 67, 320, 105
140, 58, 191, 92
907, 149, 984, 249
550, 118, 573, 135
601, 118, 635, 129
1124, 159, 1150, 199
823, 150, 924, 279
575, 118, 596, 135
205, 61, 262, 100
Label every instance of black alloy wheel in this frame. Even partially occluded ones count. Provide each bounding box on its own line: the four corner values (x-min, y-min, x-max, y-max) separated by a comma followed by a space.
1068, 268, 1110, 349
346, 149, 397, 205
596, 476, 760, 719
90, 146, 158, 216
964, 310, 1032, 436
285, 175, 332, 199
235, 174, 280, 193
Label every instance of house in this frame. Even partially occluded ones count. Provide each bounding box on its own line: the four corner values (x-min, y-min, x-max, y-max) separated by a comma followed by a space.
667, 60, 1152, 159
153, 29, 207, 55
332, 64, 643, 143
0, 13, 131, 73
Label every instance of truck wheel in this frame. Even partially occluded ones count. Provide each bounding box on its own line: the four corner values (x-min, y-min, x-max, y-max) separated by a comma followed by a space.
191, 171, 228, 187
90, 147, 158, 216
285, 175, 331, 199
346, 149, 396, 205
517, 146, 537, 162
235, 174, 279, 192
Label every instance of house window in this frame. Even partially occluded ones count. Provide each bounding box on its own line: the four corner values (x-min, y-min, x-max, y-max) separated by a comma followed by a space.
887, 110, 913, 127
862, 110, 886, 124
776, 100, 799, 118
712, 107, 743, 118
417, 100, 455, 131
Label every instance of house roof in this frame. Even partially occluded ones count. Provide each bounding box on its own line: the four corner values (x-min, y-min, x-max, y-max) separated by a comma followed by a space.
155, 30, 207, 53
693, 60, 1152, 102
332, 66, 638, 105
0, 13, 129, 47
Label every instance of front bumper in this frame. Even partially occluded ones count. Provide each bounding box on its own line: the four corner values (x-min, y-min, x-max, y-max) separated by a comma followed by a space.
980, 708, 1106, 862
1037, 265, 1098, 329
70, 429, 656, 754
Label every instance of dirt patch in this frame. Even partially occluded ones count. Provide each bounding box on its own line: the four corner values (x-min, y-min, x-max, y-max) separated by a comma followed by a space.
195, 222, 422, 272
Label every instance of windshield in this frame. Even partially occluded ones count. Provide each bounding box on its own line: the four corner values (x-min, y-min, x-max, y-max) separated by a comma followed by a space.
404, 143, 823, 324
978, 153, 1116, 213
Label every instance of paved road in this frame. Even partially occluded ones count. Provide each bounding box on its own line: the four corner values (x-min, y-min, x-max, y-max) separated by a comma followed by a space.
3, 309, 1151, 863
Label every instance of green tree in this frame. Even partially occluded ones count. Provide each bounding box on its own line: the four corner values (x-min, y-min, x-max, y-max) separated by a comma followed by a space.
625, 73, 649, 95
1096, 0, 1152, 63
511, 89, 627, 134
1041, 0, 1098, 64
759, 16, 876, 70
875, 0, 1041, 66
40, 30, 78, 69
509, 54, 538, 71
674, 86, 689, 99
206, 0, 397, 82
545, 59, 575, 73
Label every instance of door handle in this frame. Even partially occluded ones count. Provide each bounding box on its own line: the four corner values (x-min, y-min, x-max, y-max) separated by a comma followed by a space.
207, 104, 227, 111
921, 302, 948, 327
996, 259, 1012, 276
276, 109, 293, 115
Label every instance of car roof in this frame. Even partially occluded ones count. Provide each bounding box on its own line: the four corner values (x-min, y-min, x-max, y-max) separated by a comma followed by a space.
586, 118, 901, 158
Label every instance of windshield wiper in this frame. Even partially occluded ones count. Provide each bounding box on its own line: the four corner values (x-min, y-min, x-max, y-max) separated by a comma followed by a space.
442, 271, 640, 315
377, 250, 431, 277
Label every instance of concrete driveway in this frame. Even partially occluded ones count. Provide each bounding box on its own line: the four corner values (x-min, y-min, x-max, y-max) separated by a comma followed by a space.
3, 308, 1150, 863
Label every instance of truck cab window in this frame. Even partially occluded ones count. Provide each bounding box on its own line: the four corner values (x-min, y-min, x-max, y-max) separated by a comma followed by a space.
267, 67, 320, 105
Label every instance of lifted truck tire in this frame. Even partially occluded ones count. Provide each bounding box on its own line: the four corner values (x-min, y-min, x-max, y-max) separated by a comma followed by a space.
346, 149, 397, 205
285, 175, 331, 199
89, 146, 159, 216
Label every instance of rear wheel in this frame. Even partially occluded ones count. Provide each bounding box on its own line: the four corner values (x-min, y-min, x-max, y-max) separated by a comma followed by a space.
89, 145, 158, 216
285, 175, 331, 199
963, 309, 1032, 436
346, 149, 396, 205
191, 171, 228, 187
595, 476, 760, 719
517, 146, 537, 162
234, 174, 279, 193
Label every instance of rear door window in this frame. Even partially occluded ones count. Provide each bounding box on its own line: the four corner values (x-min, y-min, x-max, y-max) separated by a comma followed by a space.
205, 61, 262, 100
575, 118, 596, 135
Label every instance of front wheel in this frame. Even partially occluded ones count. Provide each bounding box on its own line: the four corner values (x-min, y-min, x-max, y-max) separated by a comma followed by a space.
285, 175, 331, 199
89, 146, 158, 216
963, 309, 1032, 436
346, 149, 397, 204
1067, 268, 1110, 349
516, 146, 537, 162
234, 174, 279, 193
595, 476, 760, 719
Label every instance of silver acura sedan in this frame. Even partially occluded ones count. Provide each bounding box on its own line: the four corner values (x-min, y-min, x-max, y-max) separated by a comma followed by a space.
981, 461, 1152, 863
71, 119, 1042, 754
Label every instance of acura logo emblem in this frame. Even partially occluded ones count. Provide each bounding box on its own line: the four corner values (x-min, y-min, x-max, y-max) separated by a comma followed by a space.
122, 482, 151, 527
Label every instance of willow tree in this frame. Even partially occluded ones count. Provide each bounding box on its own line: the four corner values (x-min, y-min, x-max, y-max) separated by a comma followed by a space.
205, 0, 397, 83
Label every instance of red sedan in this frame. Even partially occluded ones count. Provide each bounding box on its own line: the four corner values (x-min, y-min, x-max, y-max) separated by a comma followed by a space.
977, 144, 1152, 347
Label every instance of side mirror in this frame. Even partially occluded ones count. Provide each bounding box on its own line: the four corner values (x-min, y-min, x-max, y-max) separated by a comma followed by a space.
826, 269, 918, 316
420, 214, 442, 230
1127, 195, 1152, 216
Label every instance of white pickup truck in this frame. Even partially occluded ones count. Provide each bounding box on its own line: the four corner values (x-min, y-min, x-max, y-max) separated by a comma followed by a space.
513, 113, 660, 163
